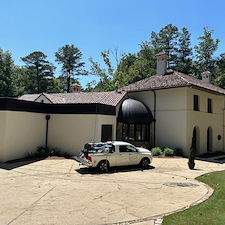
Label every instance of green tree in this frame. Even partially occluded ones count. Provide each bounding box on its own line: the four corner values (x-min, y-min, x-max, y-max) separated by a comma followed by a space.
0, 49, 14, 97
114, 53, 137, 87
11, 66, 30, 96
114, 42, 156, 87
175, 27, 193, 74
150, 24, 179, 67
194, 27, 220, 75
55, 44, 87, 93
214, 54, 225, 88
89, 50, 114, 91
21, 51, 55, 93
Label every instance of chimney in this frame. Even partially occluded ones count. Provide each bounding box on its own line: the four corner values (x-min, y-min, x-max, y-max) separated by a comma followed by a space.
156, 52, 168, 75
71, 83, 82, 93
201, 71, 211, 83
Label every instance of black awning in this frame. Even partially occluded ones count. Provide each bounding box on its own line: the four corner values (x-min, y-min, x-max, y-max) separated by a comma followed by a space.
117, 98, 153, 124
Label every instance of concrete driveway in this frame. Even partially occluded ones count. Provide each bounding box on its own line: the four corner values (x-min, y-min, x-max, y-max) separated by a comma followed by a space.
0, 157, 225, 225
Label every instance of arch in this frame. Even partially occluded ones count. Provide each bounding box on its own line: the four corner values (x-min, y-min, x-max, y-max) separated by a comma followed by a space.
117, 98, 153, 124
117, 99, 153, 145
207, 126, 213, 152
192, 126, 200, 154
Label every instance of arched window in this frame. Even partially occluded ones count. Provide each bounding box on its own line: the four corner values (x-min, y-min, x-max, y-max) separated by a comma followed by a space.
192, 126, 200, 154
207, 126, 213, 152
117, 99, 153, 142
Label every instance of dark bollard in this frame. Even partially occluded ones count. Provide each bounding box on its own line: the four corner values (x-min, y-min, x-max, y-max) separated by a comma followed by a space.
188, 137, 196, 170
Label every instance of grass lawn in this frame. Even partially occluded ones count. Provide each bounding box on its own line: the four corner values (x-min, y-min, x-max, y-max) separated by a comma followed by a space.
162, 170, 225, 225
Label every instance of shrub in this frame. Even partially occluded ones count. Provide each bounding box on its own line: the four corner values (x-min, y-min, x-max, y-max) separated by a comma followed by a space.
174, 148, 183, 156
151, 147, 163, 156
164, 147, 174, 156
36, 146, 70, 157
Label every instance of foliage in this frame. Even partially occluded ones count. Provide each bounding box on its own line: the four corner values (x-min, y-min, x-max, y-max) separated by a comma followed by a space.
162, 170, 225, 225
36, 146, 71, 157
55, 44, 87, 93
173, 148, 183, 156
0, 49, 14, 97
21, 51, 55, 93
175, 27, 193, 74
2, 24, 225, 96
88, 50, 115, 91
163, 147, 174, 156
151, 24, 179, 67
194, 27, 220, 75
151, 147, 163, 156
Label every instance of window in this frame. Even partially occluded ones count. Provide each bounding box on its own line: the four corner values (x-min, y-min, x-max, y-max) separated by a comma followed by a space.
193, 95, 199, 111
119, 145, 138, 153
101, 125, 112, 142
122, 124, 150, 141
208, 98, 212, 113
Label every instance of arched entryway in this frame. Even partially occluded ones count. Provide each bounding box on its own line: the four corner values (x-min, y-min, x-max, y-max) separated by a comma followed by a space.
192, 126, 200, 154
117, 98, 154, 149
207, 126, 213, 152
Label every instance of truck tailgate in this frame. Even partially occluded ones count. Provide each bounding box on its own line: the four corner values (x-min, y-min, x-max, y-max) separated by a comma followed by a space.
72, 156, 93, 166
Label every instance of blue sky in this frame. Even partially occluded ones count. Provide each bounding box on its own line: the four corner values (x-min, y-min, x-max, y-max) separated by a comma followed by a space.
1, 0, 225, 87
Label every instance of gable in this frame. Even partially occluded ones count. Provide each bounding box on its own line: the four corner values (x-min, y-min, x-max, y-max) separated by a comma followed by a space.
34, 94, 52, 103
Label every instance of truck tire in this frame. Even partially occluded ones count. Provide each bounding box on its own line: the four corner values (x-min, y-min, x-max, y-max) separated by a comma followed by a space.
97, 160, 109, 172
140, 158, 150, 168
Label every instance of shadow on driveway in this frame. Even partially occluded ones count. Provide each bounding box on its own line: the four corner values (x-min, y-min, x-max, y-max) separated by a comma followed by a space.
0, 158, 45, 170
75, 165, 155, 175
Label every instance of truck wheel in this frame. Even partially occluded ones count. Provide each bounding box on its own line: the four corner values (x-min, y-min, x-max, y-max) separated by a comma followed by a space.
97, 160, 109, 172
140, 158, 150, 168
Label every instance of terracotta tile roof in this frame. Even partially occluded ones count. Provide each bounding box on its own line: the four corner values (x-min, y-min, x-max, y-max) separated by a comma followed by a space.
19, 91, 127, 106
18, 94, 40, 102
121, 70, 225, 95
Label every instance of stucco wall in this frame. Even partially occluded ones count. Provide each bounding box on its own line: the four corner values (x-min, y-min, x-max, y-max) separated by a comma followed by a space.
0, 111, 6, 161
128, 87, 225, 156
0, 110, 117, 162
186, 87, 224, 155
0, 111, 46, 162
154, 88, 188, 153
47, 114, 117, 156
129, 88, 189, 153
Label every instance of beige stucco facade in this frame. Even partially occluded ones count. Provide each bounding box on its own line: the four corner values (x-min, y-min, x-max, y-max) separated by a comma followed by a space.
1, 78, 225, 162
0, 108, 117, 162
128, 86, 225, 156
186, 87, 224, 155
0, 111, 46, 162
48, 114, 117, 156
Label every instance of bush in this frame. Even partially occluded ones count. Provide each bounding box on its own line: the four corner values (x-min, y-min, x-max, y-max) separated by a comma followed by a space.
164, 147, 174, 156
151, 147, 163, 156
174, 148, 183, 156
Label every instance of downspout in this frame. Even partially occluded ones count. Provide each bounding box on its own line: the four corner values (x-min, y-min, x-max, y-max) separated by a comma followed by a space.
45, 115, 51, 150
93, 104, 98, 143
152, 90, 156, 147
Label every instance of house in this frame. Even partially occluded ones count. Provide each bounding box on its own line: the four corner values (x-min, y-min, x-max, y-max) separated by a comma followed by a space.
121, 53, 225, 156
0, 52, 225, 162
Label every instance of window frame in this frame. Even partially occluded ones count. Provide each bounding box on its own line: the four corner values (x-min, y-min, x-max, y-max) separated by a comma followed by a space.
207, 98, 212, 113
122, 123, 150, 141
193, 94, 199, 111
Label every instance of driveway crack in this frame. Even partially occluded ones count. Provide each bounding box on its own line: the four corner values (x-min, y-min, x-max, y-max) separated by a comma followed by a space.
6, 186, 56, 225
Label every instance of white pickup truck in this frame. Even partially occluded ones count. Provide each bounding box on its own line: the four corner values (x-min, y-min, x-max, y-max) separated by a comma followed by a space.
74, 141, 153, 172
